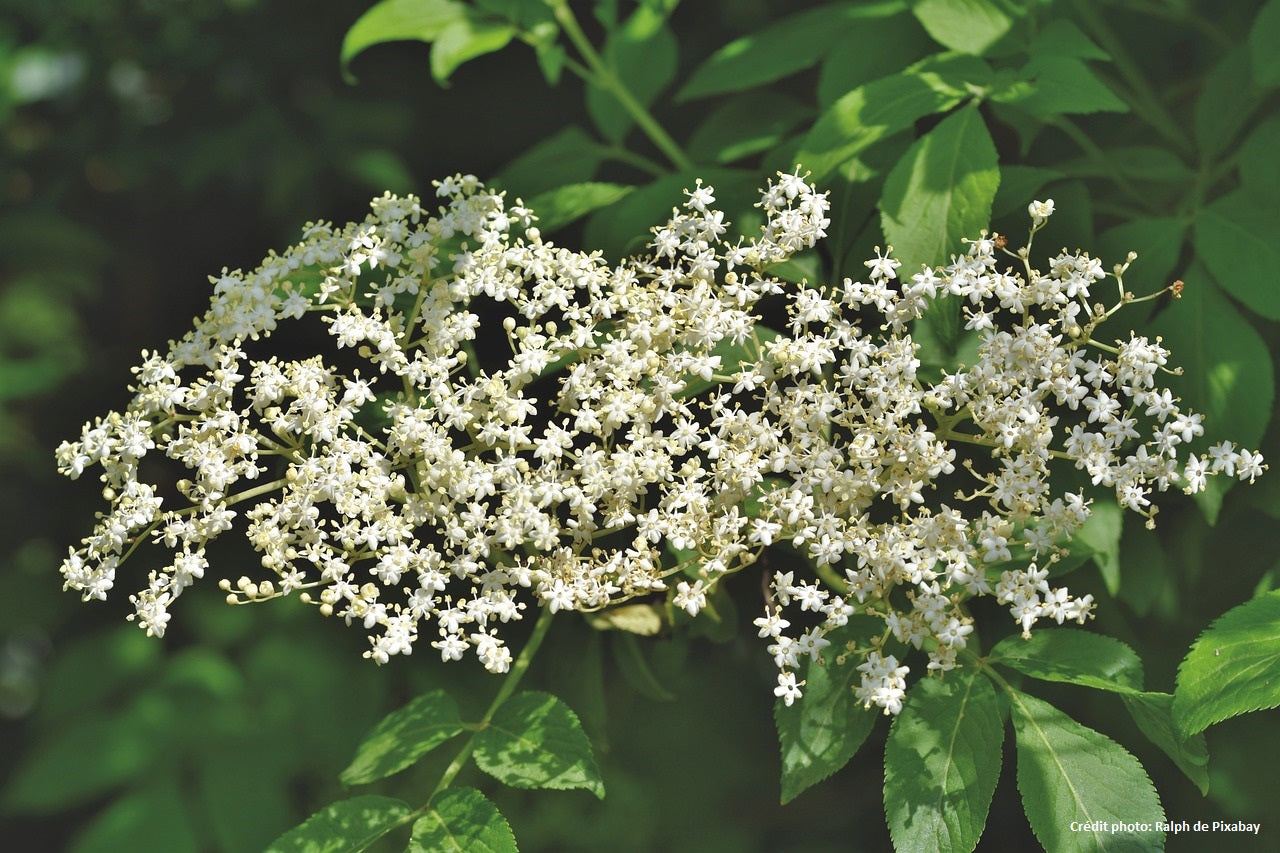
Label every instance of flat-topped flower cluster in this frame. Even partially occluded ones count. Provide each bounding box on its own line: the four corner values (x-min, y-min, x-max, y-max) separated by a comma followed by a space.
57, 171, 1262, 712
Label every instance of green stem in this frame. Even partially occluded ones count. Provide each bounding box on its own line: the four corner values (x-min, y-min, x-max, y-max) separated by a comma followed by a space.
428, 605, 557, 800
546, 0, 694, 172
1070, 0, 1193, 158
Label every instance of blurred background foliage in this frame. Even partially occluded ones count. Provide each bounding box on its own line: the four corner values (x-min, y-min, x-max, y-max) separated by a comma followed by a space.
0, 0, 1277, 850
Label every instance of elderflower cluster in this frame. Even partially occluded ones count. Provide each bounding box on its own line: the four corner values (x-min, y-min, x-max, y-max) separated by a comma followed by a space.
57, 172, 1261, 711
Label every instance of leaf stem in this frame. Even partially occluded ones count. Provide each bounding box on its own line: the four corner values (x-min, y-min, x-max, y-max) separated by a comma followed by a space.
428, 605, 557, 800
1070, 0, 1193, 158
546, 0, 694, 172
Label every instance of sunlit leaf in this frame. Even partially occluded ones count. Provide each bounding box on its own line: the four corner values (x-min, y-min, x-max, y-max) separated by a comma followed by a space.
678, 1, 906, 101
991, 628, 1144, 693
410, 788, 517, 853
884, 671, 1004, 853
265, 795, 411, 853
880, 103, 1000, 275
775, 618, 882, 803
340, 689, 465, 785
474, 691, 605, 798
340, 0, 467, 78
1010, 691, 1164, 851
1174, 590, 1280, 736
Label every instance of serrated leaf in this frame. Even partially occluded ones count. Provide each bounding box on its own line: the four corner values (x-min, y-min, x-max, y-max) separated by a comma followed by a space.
677, 1, 905, 101
909, 0, 1017, 55
796, 71, 964, 182
1010, 691, 1164, 852
1120, 692, 1209, 794
340, 0, 467, 79
775, 619, 881, 803
1249, 0, 1280, 87
474, 691, 604, 798
880, 103, 999, 275
884, 672, 1004, 853
526, 183, 634, 232
411, 788, 517, 853
1195, 190, 1280, 320
340, 689, 465, 786
265, 795, 411, 853
429, 16, 515, 85
991, 628, 1144, 693
1174, 590, 1280, 736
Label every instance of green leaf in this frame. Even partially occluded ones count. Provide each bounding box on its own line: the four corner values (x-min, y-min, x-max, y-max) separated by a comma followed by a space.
1174, 590, 1280, 736
1238, 116, 1280, 202
1010, 56, 1128, 118
265, 795, 412, 853
1075, 501, 1123, 595
1026, 18, 1108, 61
340, 0, 467, 79
1194, 48, 1259, 159
430, 16, 516, 85
909, 0, 1017, 55
1249, 0, 1280, 88
586, 4, 676, 142
991, 628, 1144, 693
1196, 190, 1280, 320
816, 11, 932, 108
340, 689, 465, 786
686, 92, 812, 165
526, 183, 635, 233
1010, 691, 1164, 852
411, 788, 517, 853
1148, 266, 1274, 524
1120, 692, 1209, 794
880, 103, 999, 275
496, 126, 605, 196
474, 691, 605, 798
884, 672, 1004, 853
798, 72, 963, 183
775, 619, 881, 803
677, 1, 906, 101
